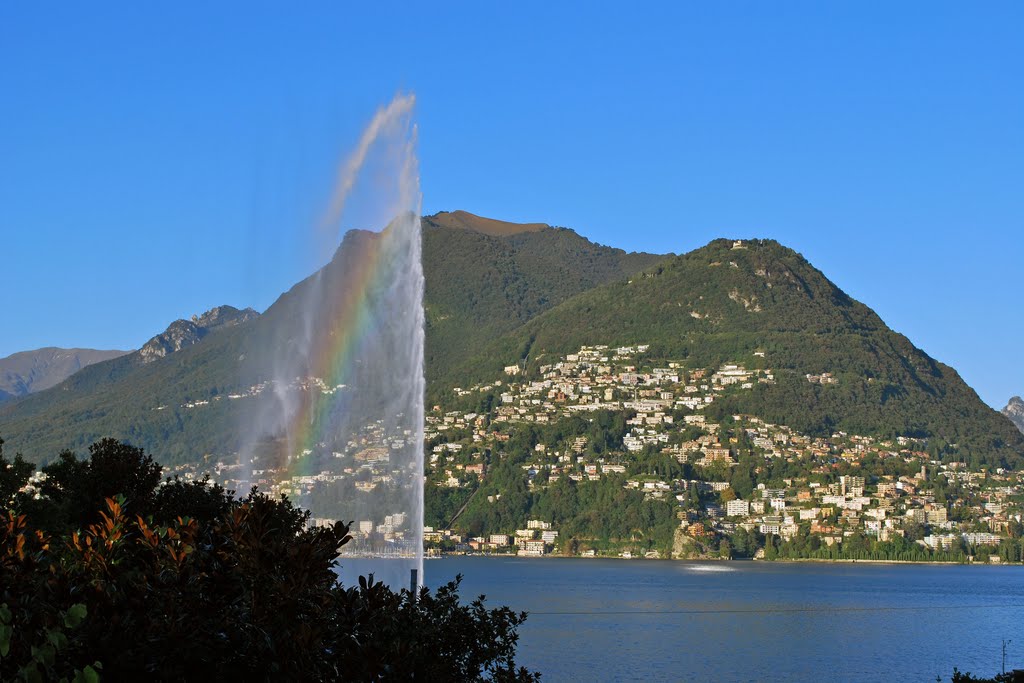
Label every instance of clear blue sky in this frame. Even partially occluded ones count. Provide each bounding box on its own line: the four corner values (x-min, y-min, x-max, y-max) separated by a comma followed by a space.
1, 3, 1021, 408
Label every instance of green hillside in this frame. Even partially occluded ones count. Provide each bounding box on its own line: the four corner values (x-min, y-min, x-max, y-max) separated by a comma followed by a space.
0, 347, 130, 402
441, 238, 1024, 469
0, 213, 662, 464
2, 226, 1018, 470
422, 212, 662, 383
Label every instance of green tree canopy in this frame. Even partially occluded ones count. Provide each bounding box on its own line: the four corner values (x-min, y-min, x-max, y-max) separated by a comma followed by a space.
1, 438, 539, 681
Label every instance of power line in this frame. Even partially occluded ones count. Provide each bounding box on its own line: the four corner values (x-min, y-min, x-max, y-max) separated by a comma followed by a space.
528, 603, 1024, 616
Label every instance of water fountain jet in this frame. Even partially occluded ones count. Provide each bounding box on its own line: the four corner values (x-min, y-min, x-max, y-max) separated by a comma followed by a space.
239, 93, 424, 590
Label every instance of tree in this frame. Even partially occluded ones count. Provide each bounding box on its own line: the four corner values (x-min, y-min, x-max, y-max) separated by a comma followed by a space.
731, 526, 761, 558
729, 464, 756, 500
948, 667, 1014, 682
685, 484, 701, 508
763, 533, 779, 560
36, 438, 163, 531
0, 438, 33, 509
905, 521, 927, 542
1, 438, 539, 681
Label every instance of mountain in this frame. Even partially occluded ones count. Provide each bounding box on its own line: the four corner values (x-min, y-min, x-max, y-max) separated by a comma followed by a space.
1, 219, 1019, 470
427, 209, 548, 236
0, 348, 129, 403
422, 211, 663, 383
442, 238, 1024, 469
1005, 397, 1024, 434
140, 306, 259, 363
0, 213, 661, 464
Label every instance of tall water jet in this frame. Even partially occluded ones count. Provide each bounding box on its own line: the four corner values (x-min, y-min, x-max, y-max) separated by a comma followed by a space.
239, 94, 424, 589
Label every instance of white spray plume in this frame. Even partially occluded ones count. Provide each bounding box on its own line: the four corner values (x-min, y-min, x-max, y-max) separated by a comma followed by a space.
238, 93, 424, 589
319, 93, 417, 246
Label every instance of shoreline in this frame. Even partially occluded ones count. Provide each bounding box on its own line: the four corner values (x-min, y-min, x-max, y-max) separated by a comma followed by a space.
429, 552, 1013, 566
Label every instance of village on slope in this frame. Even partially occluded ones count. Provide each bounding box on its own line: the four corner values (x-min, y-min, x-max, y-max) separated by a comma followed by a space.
143, 344, 1024, 564
418, 343, 1022, 562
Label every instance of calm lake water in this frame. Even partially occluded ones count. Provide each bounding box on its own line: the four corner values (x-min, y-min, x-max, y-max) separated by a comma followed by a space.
399, 557, 1024, 682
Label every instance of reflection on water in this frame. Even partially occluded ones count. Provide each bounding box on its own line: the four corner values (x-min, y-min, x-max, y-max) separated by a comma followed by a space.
421, 558, 1024, 682
683, 563, 737, 573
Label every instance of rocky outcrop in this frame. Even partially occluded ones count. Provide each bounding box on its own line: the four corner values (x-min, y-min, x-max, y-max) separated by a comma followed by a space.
140, 320, 206, 363
192, 305, 259, 332
671, 528, 723, 560
1004, 397, 1024, 435
139, 306, 258, 363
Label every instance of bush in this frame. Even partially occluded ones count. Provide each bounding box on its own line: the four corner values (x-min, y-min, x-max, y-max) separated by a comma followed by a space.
0, 439, 538, 681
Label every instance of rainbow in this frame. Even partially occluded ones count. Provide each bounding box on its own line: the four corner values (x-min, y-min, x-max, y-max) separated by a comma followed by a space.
295, 231, 384, 461
243, 93, 425, 586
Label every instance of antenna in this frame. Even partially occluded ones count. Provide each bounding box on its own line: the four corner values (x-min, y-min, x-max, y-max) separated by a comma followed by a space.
1003, 638, 1012, 676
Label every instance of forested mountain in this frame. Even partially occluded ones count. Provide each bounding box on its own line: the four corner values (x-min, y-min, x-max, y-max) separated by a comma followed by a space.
1, 220, 1018, 469
439, 238, 1024, 469
1005, 397, 1024, 434
0, 213, 661, 464
422, 211, 662, 383
0, 348, 128, 403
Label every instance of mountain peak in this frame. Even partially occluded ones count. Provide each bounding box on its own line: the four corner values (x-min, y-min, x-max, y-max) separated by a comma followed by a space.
191, 305, 259, 331
426, 210, 549, 237
1005, 397, 1024, 434
140, 305, 258, 364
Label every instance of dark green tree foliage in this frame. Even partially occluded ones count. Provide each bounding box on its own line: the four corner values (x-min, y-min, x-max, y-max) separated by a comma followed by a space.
333, 575, 535, 682
948, 667, 1017, 682
0, 438, 33, 506
451, 460, 677, 554
749, 525, 969, 563
0, 439, 538, 682
729, 527, 763, 559
33, 438, 162, 531
422, 217, 662, 391
426, 486, 475, 529
0, 601, 101, 683
729, 461, 756, 500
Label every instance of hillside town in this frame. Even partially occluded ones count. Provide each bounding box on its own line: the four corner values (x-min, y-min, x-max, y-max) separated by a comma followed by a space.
157, 343, 1024, 563
419, 344, 1024, 562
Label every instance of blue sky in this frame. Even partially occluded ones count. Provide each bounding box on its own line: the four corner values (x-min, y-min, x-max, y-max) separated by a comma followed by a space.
1, 3, 1021, 408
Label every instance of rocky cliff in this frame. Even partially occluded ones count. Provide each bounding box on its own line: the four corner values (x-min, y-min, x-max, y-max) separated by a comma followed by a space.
140, 306, 258, 363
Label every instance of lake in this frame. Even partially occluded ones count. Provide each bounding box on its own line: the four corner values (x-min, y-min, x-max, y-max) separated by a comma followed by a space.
409, 557, 1024, 682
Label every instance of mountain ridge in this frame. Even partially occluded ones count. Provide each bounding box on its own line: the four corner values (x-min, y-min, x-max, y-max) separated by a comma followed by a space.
426, 210, 549, 236
0, 348, 130, 403
0, 220, 1018, 471
140, 305, 259, 364
421, 213, 664, 384
0, 215, 661, 464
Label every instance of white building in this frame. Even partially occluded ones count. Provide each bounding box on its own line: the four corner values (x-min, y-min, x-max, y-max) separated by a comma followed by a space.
726, 499, 750, 517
